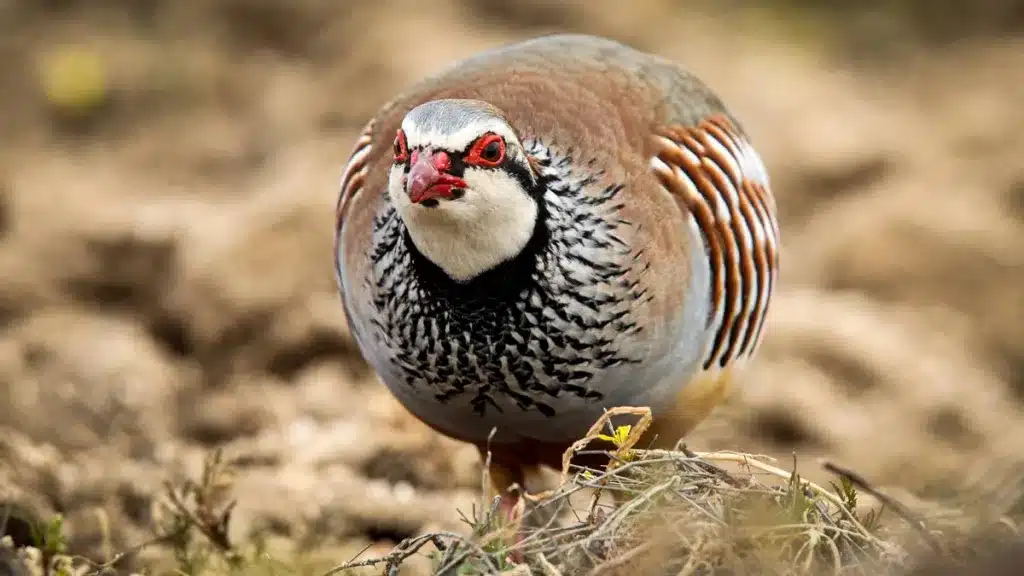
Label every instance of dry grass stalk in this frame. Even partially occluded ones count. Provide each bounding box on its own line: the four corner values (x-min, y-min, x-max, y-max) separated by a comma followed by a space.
329, 408, 1024, 575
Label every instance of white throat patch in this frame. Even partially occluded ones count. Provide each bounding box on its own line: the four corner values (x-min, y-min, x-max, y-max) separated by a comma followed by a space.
388, 164, 538, 282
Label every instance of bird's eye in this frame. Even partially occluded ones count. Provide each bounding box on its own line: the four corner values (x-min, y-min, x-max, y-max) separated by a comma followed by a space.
481, 141, 501, 162
466, 133, 505, 167
393, 129, 409, 162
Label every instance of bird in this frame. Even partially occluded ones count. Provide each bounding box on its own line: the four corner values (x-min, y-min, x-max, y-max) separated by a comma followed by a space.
333, 34, 780, 523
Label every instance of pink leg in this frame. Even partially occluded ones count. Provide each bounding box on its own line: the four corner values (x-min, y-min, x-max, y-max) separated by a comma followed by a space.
481, 453, 528, 564
498, 492, 526, 564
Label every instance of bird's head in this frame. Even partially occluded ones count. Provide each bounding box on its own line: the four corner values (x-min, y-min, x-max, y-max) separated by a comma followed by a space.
387, 99, 541, 283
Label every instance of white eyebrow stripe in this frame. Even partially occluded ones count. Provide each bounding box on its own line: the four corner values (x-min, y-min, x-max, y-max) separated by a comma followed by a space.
402, 117, 519, 152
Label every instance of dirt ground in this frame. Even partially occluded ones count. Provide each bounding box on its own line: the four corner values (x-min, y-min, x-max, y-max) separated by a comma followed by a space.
1, 0, 1023, 571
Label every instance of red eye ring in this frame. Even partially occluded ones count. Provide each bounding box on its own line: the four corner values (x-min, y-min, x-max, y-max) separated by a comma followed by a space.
465, 133, 505, 167
393, 129, 409, 163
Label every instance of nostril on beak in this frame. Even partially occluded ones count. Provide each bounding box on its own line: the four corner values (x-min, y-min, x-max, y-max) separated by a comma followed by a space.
432, 150, 452, 171
406, 154, 439, 195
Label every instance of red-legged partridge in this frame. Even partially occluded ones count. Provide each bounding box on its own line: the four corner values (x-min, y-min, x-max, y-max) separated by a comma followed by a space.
334, 34, 780, 518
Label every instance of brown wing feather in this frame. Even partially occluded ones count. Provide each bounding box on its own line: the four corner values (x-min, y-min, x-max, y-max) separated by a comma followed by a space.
335, 119, 376, 228
333, 117, 377, 327
650, 114, 780, 371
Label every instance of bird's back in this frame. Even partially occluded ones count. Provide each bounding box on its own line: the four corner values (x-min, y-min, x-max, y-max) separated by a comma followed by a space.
339, 34, 742, 215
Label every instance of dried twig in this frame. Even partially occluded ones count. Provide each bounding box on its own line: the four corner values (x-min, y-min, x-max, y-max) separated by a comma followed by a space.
323, 533, 441, 575
587, 541, 654, 576
527, 406, 654, 503
823, 460, 942, 553
534, 553, 564, 576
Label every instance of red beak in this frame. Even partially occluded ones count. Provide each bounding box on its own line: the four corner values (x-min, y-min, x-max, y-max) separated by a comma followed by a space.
406, 150, 467, 204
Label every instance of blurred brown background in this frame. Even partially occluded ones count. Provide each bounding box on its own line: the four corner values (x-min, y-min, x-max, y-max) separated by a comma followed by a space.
1, 0, 1022, 568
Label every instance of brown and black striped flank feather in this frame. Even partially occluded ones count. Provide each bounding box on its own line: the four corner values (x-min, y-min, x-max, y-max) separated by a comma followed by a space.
336, 119, 376, 231
650, 115, 780, 371
334, 118, 376, 288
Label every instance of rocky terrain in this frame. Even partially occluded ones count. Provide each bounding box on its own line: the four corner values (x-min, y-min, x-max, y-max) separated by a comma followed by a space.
1, 0, 1022, 572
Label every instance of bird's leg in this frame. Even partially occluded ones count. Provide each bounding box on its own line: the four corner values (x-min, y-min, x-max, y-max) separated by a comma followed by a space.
479, 450, 527, 563
486, 461, 525, 525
